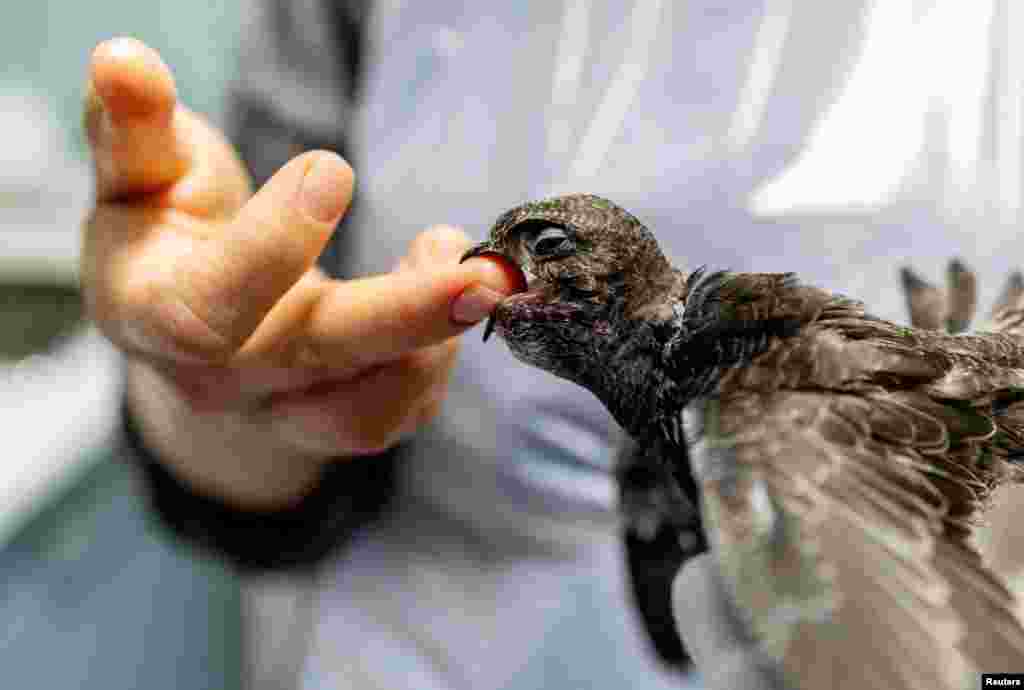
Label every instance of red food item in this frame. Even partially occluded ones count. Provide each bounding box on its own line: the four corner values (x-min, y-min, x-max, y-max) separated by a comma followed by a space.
472, 251, 528, 294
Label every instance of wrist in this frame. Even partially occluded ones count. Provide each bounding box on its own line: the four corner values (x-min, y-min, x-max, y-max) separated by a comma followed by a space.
126, 359, 331, 511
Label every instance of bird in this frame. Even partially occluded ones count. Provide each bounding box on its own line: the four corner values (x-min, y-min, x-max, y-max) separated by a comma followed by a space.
461, 193, 1024, 690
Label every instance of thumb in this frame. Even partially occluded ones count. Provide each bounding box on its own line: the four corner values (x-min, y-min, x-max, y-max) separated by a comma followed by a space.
85, 37, 190, 201
170, 151, 353, 357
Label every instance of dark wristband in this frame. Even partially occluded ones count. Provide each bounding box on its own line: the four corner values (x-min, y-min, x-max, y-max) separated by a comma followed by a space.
122, 396, 399, 571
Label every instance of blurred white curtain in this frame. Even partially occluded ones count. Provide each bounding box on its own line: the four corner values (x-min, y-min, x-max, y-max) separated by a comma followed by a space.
749, 0, 1024, 226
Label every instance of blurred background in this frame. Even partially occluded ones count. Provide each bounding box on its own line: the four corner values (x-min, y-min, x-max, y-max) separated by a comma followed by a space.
0, 2, 243, 688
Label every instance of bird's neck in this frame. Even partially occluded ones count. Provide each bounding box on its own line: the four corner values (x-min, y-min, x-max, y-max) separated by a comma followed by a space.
587, 267, 794, 440
583, 296, 690, 440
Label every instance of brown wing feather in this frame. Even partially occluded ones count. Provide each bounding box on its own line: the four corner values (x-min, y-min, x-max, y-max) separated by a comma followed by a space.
691, 280, 1024, 689
693, 389, 1024, 690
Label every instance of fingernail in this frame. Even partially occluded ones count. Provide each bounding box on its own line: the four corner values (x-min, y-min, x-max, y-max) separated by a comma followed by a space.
299, 154, 348, 223
101, 36, 150, 61
452, 285, 503, 324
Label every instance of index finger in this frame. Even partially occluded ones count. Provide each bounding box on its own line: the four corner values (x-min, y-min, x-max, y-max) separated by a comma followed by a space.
299, 256, 518, 370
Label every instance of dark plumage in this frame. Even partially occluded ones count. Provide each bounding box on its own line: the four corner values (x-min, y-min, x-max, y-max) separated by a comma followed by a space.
462, 194, 1024, 690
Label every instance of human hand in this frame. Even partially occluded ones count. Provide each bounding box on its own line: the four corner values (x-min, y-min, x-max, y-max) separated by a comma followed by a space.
672, 553, 788, 690
82, 38, 518, 509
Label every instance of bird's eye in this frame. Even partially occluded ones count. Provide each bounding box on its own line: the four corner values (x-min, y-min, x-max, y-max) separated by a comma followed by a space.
528, 226, 574, 257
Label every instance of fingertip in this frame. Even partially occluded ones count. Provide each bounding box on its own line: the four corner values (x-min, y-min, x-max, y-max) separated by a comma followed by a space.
243, 150, 353, 232
90, 37, 177, 124
296, 150, 354, 224
446, 254, 525, 325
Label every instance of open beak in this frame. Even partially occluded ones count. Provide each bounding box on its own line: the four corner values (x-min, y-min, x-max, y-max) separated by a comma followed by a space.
480, 311, 498, 342
459, 243, 522, 342
459, 243, 496, 263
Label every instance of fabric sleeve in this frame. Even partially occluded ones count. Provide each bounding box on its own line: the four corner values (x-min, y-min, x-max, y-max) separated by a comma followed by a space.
124, 397, 399, 572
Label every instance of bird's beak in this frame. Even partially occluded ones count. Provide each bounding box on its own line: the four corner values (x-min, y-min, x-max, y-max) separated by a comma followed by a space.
459, 242, 516, 343
459, 242, 498, 263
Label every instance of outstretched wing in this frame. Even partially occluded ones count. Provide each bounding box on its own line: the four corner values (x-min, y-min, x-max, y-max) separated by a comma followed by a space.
688, 387, 1024, 690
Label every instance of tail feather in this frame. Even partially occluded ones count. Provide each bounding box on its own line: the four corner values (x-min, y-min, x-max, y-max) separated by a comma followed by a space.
901, 266, 944, 331
988, 271, 1024, 335
945, 259, 976, 334
900, 259, 976, 334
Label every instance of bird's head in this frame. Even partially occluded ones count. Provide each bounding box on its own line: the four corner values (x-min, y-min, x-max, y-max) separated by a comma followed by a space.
461, 194, 680, 386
